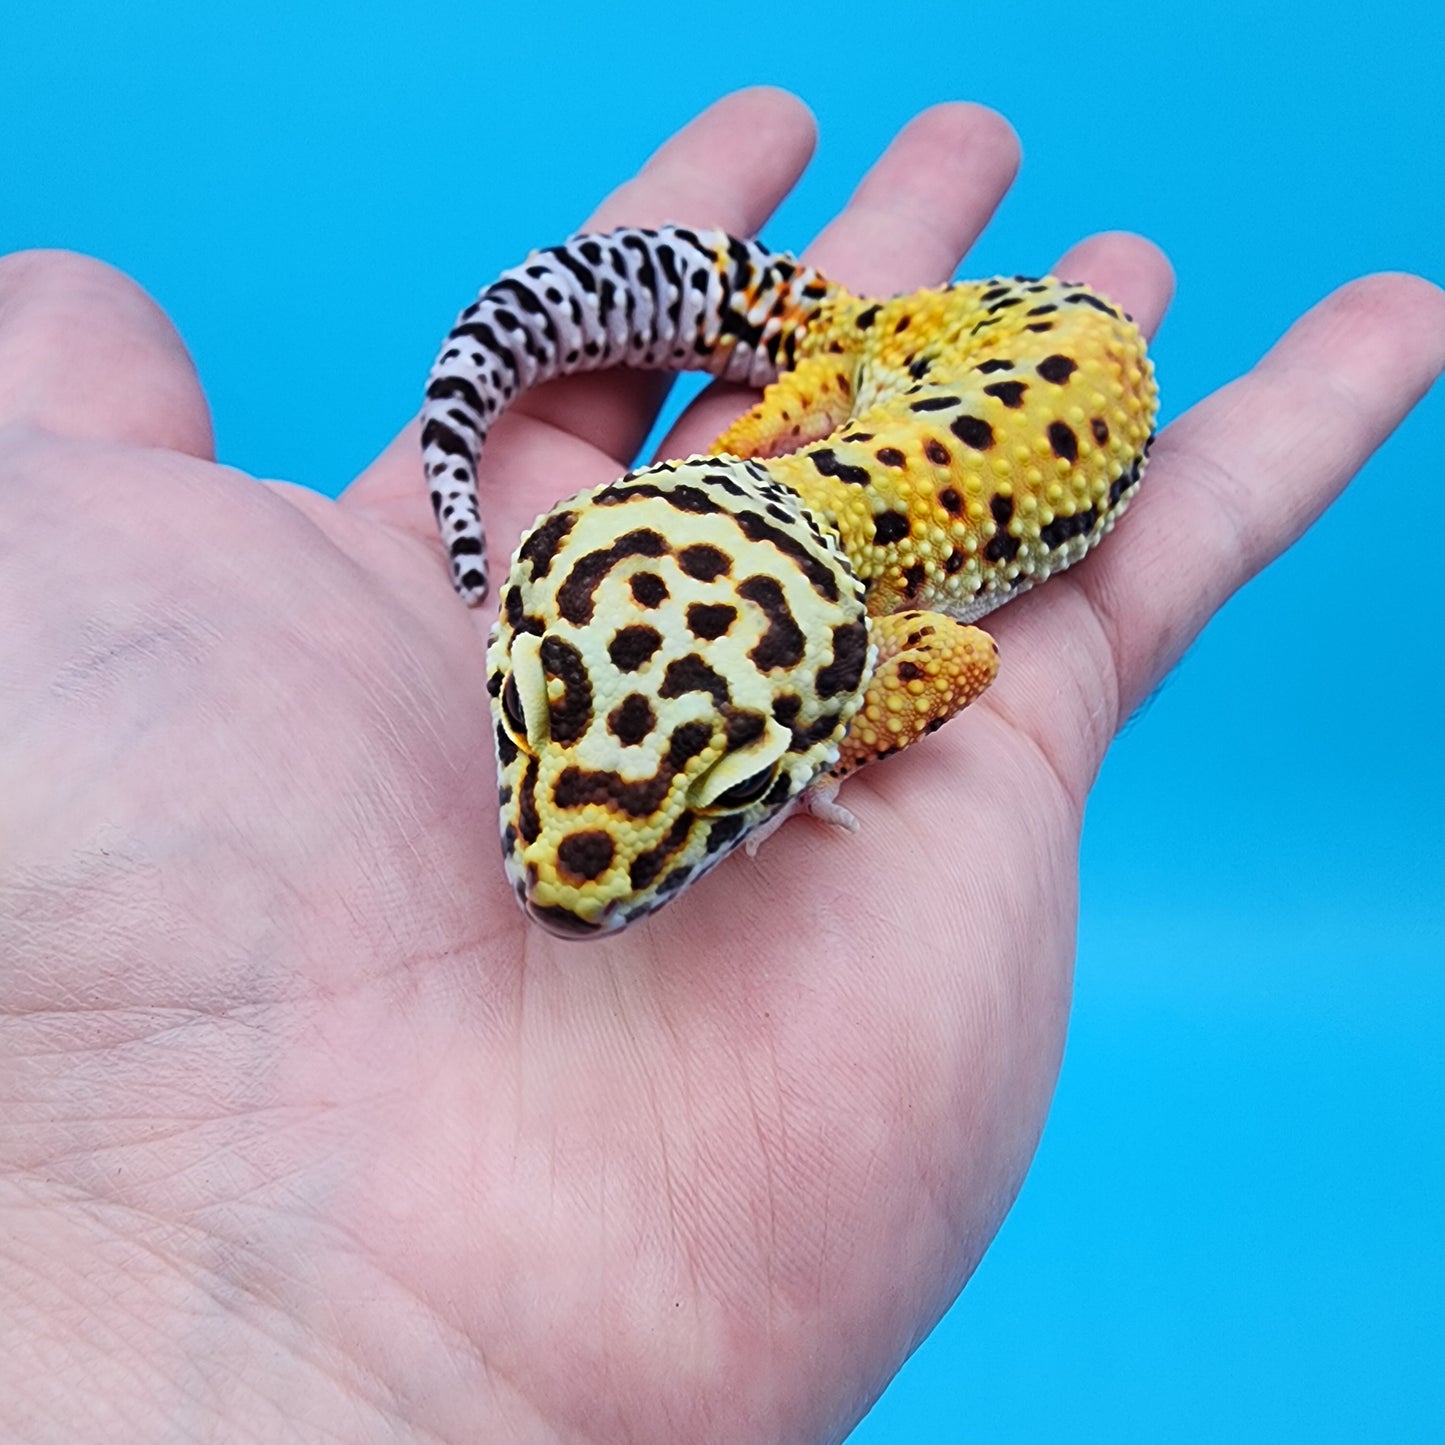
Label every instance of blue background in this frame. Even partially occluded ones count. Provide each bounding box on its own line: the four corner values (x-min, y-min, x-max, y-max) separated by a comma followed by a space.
5, 3, 1441, 1439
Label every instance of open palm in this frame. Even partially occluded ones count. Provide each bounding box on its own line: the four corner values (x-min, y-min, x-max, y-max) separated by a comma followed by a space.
3, 90, 1442, 1443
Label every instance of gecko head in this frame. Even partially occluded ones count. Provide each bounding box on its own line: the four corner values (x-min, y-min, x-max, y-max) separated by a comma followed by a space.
486, 463, 873, 937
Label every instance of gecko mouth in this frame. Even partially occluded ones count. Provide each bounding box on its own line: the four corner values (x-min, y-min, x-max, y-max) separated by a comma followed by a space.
524, 901, 609, 939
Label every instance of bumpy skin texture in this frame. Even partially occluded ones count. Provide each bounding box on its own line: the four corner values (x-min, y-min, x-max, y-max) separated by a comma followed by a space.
423, 226, 1157, 936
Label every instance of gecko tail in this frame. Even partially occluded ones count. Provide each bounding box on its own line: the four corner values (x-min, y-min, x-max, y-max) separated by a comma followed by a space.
421, 226, 843, 604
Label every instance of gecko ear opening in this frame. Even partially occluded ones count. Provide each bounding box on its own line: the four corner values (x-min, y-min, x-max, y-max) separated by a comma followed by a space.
505, 632, 551, 751
691, 718, 793, 810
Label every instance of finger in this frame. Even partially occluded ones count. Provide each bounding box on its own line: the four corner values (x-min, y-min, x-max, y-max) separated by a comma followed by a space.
340, 87, 817, 534
658, 102, 1022, 456
0, 250, 213, 457
996, 271, 1445, 796
1051, 230, 1176, 339
803, 101, 1020, 295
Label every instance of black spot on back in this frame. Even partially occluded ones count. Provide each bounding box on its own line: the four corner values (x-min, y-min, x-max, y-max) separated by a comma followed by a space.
809, 448, 872, 486
1036, 354, 1078, 385
876, 447, 906, 468
1048, 422, 1079, 463
872, 510, 911, 546
983, 380, 1028, 408
951, 415, 995, 450
1041, 505, 1100, 549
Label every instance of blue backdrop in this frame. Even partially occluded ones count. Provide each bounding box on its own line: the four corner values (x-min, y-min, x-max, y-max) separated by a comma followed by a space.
5, 3, 1440, 1439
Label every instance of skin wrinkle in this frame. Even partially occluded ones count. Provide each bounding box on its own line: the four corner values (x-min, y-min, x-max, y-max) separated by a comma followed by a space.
996, 577, 1125, 799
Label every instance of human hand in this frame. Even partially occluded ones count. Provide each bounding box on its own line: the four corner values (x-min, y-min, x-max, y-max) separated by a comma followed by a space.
3, 88, 1441, 1443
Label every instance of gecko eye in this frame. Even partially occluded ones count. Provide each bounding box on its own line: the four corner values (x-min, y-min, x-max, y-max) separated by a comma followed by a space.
501, 673, 526, 735
711, 764, 778, 810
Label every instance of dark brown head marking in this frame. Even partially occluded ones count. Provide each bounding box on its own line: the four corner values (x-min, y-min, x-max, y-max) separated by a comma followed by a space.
630, 814, 693, 892
540, 636, 593, 745
608, 693, 656, 746
686, 602, 739, 640
737, 575, 805, 670
724, 709, 768, 750
925, 439, 951, 466
557, 830, 616, 883
558, 528, 668, 625
630, 571, 669, 607
815, 620, 870, 698
517, 758, 542, 844
608, 625, 662, 672
660, 655, 731, 706
517, 509, 577, 580
678, 543, 731, 581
